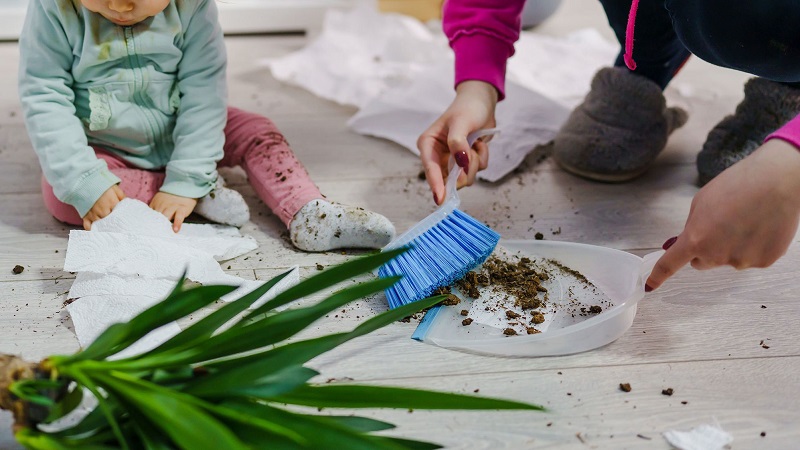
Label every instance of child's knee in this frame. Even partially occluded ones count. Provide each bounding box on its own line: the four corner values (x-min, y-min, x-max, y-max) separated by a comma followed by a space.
40, 176, 82, 225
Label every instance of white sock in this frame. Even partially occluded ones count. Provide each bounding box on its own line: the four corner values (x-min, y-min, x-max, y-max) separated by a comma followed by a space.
194, 177, 250, 227
289, 199, 395, 252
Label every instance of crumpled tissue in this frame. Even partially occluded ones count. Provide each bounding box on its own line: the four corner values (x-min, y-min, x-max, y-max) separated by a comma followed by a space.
266, 2, 617, 181
663, 423, 734, 450
65, 199, 299, 356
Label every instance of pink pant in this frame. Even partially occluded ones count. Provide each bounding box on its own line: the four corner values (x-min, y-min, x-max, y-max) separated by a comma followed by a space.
42, 107, 323, 227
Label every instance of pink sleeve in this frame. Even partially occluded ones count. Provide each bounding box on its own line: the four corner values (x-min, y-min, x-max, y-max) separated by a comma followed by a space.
443, 0, 527, 101
765, 114, 800, 150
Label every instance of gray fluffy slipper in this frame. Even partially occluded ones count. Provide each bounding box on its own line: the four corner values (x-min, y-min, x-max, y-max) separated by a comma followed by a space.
553, 67, 688, 182
697, 77, 800, 185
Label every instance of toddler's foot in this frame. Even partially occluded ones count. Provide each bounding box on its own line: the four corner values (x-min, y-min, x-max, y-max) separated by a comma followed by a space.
697, 78, 800, 185
553, 67, 688, 182
194, 177, 250, 227
289, 199, 395, 252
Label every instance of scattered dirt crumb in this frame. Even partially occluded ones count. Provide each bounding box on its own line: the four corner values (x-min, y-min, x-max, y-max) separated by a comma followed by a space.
534, 232, 544, 240
505, 310, 520, 319
460, 309, 469, 316
761, 305, 767, 309
531, 312, 545, 324
503, 328, 517, 336
12, 265, 24, 275
681, 401, 688, 405
619, 383, 632, 392
473, 388, 479, 393
589, 305, 602, 314
417, 170, 426, 181
462, 318, 473, 326
661, 388, 673, 396
316, 264, 324, 271
761, 432, 766, 437
636, 434, 652, 440
526, 327, 541, 334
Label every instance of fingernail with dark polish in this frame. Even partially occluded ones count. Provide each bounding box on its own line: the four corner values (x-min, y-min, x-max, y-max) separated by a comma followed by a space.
645, 284, 653, 293
662, 236, 678, 250
454, 151, 469, 169
433, 191, 439, 204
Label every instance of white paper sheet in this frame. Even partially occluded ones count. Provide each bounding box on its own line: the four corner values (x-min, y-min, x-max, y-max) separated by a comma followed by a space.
65, 199, 300, 357
663, 424, 734, 450
265, 2, 617, 181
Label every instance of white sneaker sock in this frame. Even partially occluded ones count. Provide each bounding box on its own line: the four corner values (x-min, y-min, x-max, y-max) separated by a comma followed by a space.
194, 177, 250, 227
289, 199, 395, 252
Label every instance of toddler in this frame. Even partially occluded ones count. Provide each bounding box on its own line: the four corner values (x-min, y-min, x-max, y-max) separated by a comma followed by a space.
19, 0, 395, 252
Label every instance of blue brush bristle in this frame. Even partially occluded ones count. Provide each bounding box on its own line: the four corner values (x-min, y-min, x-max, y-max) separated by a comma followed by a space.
378, 209, 500, 309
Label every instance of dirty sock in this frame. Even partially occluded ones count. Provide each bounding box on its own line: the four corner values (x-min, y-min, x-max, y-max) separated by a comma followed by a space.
289, 199, 395, 252
194, 177, 250, 227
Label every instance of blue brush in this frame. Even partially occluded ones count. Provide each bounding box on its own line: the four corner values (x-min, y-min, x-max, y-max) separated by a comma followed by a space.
379, 129, 501, 309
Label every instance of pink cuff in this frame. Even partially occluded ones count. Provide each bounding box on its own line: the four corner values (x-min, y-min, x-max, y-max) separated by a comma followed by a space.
451, 33, 513, 101
765, 114, 800, 150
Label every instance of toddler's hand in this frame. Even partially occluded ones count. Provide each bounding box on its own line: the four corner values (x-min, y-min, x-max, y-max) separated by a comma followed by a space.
646, 139, 800, 290
83, 184, 125, 230
150, 192, 198, 232
418, 80, 497, 205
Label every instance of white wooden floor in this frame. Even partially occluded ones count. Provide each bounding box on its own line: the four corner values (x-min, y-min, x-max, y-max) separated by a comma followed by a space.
2, 1, 799, 448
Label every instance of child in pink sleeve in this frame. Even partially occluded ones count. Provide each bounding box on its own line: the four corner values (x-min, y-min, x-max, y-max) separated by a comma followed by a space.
420, 0, 800, 290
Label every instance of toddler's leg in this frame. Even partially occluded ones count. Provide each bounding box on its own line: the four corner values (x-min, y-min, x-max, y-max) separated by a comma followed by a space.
42, 149, 163, 225
222, 107, 395, 252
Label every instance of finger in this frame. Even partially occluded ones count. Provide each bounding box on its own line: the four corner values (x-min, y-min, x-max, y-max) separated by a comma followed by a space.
173, 210, 186, 233
83, 217, 92, 231
474, 140, 490, 170
457, 148, 480, 189
418, 134, 449, 205
645, 236, 694, 291
158, 205, 176, 221
113, 184, 126, 200
422, 156, 447, 205
447, 121, 474, 168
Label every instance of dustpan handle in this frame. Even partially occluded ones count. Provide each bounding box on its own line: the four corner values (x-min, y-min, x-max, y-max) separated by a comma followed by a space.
443, 128, 502, 205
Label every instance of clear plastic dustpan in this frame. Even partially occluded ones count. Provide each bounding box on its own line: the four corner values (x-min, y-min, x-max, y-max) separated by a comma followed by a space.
412, 239, 662, 357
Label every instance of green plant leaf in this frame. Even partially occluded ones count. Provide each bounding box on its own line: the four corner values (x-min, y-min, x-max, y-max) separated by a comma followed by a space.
9, 380, 61, 407
125, 405, 175, 450
142, 268, 296, 357
243, 248, 407, 319
191, 294, 446, 400
66, 285, 237, 363
319, 415, 396, 432
43, 385, 84, 424
92, 371, 248, 450
220, 400, 408, 450
186, 366, 318, 398
271, 385, 545, 411
172, 276, 401, 366
373, 437, 442, 450
15, 428, 119, 450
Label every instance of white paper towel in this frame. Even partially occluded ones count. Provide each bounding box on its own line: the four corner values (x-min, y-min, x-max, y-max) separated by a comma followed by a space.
663, 423, 733, 450
266, 2, 617, 181
65, 199, 300, 357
